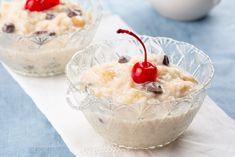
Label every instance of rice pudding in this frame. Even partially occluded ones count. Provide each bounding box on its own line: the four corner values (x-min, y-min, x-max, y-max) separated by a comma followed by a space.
79, 54, 200, 148
80, 55, 198, 105
0, 0, 99, 76
0, 0, 90, 35
66, 30, 214, 149
70, 29, 204, 148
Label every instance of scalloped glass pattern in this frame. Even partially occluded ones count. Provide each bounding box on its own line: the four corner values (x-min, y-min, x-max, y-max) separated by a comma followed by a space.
66, 37, 214, 149
0, 0, 101, 77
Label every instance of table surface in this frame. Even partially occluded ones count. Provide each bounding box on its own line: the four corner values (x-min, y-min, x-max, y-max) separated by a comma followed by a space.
0, 0, 235, 156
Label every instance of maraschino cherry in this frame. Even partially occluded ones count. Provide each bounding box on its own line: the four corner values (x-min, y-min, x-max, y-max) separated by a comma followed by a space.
25, 0, 60, 11
117, 29, 158, 84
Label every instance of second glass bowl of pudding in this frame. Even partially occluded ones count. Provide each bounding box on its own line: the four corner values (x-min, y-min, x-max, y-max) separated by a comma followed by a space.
66, 36, 214, 149
0, 0, 101, 77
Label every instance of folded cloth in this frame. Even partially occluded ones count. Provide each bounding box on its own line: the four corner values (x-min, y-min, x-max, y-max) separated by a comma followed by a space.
4, 13, 235, 157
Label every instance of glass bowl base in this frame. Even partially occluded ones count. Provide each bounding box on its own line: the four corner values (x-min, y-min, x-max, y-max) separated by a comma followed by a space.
9, 67, 64, 77
110, 134, 182, 150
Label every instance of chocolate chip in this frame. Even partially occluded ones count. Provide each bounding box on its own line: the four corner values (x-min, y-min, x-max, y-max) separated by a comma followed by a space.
68, 11, 77, 17
66, 8, 83, 18
98, 118, 104, 124
163, 55, 170, 66
144, 82, 163, 94
118, 56, 130, 63
66, 9, 78, 18
84, 83, 92, 92
33, 31, 48, 35
45, 13, 55, 20
2, 23, 15, 33
74, 9, 82, 16
49, 32, 56, 36
33, 31, 56, 36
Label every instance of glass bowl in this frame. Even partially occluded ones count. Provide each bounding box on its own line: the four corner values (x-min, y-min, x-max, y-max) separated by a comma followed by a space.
66, 36, 214, 149
0, 0, 102, 77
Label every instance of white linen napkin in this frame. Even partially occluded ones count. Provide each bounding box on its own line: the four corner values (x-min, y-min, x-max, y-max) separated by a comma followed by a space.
4, 13, 235, 157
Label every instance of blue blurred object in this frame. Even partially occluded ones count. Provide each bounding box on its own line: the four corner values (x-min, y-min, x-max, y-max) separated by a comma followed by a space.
0, 0, 235, 156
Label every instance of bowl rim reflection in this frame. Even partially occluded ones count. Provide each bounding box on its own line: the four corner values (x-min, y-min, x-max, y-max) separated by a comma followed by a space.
0, 0, 102, 41
66, 36, 215, 107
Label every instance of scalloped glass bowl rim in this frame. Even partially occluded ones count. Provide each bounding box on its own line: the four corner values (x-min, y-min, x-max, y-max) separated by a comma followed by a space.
66, 36, 215, 107
0, 0, 102, 40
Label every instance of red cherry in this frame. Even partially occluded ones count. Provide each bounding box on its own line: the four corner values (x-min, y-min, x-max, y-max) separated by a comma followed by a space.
24, 0, 60, 11
24, 0, 44, 11
43, 0, 60, 10
132, 62, 157, 84
117, 29, 158, 84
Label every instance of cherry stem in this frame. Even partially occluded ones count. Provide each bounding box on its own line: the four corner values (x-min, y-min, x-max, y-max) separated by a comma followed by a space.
117, 29, 147, 64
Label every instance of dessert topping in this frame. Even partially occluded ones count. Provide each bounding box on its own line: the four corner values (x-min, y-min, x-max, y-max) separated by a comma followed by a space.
2, 23, 15, 33
25, 0, 60, 12
33, 30, 48, 35
98, 118, 104, 124
74, 9, 83, 16
49, 32, 56, 36
66, 8, 82, 18
117, 29, 158, 84
118, 56, 130, 64
144, 82, 163, 94
33, 31, 56, 36
67, 10, 78, 18
45, 13, 55, 20
163, 55, 170, 66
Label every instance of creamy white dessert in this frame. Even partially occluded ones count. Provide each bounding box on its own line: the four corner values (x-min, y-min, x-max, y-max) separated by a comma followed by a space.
0, 0, 97, 76
0, 0, 90, 35
80, 55, 198, 105
79, 54, 201, 148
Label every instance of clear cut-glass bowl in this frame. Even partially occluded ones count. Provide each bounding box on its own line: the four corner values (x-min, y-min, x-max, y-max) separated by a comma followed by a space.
0, 0, 101, 77
66, 36, 214, 149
